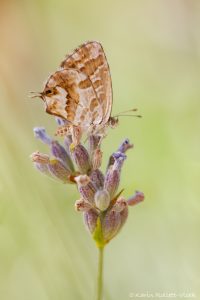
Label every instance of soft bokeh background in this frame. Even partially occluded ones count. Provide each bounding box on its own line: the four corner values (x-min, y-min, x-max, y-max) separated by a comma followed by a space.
0, 0, 199, 299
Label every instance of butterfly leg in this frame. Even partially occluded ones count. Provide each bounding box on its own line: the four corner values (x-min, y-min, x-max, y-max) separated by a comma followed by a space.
89, 124, 109, 144
71, 125, 83, 147
55, 124, 83, 146
55, 125, 70, 136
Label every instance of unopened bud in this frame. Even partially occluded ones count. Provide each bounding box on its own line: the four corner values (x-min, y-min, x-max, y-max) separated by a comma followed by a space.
112, 153, 127, 172
112, 196, 127, 212
90, 169, 104, 190
104, 154, 127, 197
101, 210, 121, 242
75, 174, 90, 186
51, 140, 74, 171
30, 152, 52, 177
75, 175, 96, 203
72, 145, 91, 174
104, 168, 120, 199
88, 135, 101, 154
106, 140, 131, 170
95, 189, 110, 211
75, 199, 92, 212
92, 148, 102, 170
48, 159, 71, 183
102, 203, 128, 243
30, 151, 50, 164
84, 209, 99, 234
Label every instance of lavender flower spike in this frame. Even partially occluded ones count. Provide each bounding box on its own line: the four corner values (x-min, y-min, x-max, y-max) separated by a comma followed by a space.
30, 41, 145, 300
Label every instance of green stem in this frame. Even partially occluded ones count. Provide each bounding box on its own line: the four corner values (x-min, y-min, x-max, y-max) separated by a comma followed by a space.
96, 247, 104, 300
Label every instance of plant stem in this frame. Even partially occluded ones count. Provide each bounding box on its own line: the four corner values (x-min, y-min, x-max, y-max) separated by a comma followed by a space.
97, 247, 104, 300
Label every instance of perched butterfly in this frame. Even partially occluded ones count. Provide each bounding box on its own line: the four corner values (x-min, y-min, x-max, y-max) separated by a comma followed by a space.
32, 41, 140, 144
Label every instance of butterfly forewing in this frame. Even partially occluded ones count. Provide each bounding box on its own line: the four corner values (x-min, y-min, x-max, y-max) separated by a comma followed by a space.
43, 68, 104, 126
60, 41, 113, 125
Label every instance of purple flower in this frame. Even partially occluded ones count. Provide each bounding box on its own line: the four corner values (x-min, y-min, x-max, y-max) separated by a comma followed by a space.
31, 124, 144, 246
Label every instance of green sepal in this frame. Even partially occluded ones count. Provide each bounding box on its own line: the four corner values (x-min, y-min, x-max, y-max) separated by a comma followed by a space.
92, 216, 105, 248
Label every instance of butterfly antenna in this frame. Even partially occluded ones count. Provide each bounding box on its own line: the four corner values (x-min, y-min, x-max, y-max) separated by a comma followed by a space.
113, 108, 142, 118
28, 91, 43, 99
116, 114, 142, 118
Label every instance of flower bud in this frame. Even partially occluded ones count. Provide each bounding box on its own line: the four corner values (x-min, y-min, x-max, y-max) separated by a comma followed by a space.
30, 151, 52, 177
112, 196, 127, 212
48, 159, 71, 183
92, 148, 102, 170
95, 190, 110, 211
106, 151, 126, 172
84, 209, 99, 234
75, 175, 96, 203
127, 191, 144, 206
72, 145, 91, 174
51, 140, 74, 171
104, 154, 126, 199
30, 151, 50, 164
101, 210, 121, 242
88, 135, 101, 154
90, 169, 104, 190
33, 127, 52, 145
106, 139, 132, 170
75, 199, 92, 212
117, 139, 133, 153
112, 152, 127, 172
104, 168, 120, 199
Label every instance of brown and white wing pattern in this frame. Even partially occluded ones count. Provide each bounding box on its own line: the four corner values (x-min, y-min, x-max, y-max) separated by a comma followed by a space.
60, 41, 113, 125
43, 68, 103, 126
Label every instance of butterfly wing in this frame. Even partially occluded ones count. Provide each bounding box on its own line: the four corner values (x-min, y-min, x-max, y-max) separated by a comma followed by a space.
43, 68, 103, 126
60, 41, 113, 125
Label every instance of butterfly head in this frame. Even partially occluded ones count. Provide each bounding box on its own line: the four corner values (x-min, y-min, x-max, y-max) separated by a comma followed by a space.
108, 117, 119, 128
29, 87, 58, 100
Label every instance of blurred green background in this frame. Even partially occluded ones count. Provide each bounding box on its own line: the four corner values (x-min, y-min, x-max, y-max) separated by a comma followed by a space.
0, 0, 199, 299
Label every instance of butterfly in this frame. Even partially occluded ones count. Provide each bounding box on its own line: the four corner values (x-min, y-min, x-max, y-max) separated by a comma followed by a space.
32, 41, 119, 144
32, 41, 140, 145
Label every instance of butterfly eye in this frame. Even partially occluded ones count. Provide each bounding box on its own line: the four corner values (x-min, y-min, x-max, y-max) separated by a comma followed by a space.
45, 89, 52, 95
